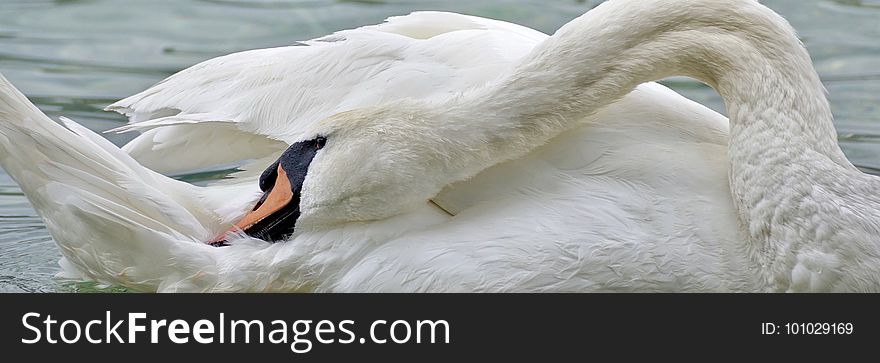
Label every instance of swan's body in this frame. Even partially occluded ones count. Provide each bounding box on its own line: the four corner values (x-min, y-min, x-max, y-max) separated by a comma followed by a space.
0, 1, 876, 292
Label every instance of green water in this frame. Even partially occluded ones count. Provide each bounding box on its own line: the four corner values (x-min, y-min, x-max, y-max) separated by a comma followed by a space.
0, 0, 878, 292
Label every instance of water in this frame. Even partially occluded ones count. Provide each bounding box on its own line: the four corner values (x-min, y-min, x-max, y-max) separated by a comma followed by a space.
0, 0, 877, 292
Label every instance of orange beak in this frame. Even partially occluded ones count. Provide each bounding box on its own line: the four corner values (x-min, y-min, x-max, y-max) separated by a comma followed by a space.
208, 165, 295, 246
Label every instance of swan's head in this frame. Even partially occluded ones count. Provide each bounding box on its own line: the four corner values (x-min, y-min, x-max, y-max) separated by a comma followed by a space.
215, 104, 458, 243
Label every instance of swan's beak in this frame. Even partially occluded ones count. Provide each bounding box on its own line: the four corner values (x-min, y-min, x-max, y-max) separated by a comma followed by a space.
208, 164, 300, 246
207, 137, 324, 246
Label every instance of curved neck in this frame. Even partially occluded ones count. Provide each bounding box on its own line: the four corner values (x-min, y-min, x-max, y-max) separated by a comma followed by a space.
474, 0, 844, 156
442, 0, 854, 225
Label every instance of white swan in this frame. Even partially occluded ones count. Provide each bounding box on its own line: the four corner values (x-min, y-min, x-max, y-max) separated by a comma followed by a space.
0, 0, 875, 292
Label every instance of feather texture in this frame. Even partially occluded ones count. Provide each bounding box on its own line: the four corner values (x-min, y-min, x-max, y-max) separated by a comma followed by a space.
2, 5, 875, 292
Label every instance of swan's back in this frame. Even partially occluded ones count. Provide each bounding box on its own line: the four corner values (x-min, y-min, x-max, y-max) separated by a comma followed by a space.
333, 82, 757, 292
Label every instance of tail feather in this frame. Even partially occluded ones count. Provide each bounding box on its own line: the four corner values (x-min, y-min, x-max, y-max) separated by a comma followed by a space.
0, 73, 223, 290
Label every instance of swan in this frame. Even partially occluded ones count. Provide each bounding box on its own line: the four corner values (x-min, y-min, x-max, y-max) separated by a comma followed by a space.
0, 0, 875, 292
1, 11, 739, 292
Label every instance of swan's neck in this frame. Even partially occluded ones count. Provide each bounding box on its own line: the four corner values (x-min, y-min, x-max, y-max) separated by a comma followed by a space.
405, 0, 880, 291
481, 0, 846, 153
448, 0, 854, 229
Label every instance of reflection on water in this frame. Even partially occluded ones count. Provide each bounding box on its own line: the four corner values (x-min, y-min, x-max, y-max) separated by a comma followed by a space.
0, 0, 878, 292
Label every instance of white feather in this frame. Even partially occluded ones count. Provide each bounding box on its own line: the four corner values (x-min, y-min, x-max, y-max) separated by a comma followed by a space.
106, 12, 543, 175
1, 4, 877, 292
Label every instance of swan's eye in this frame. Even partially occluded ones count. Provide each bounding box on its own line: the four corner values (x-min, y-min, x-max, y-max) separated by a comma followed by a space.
315, 136, 327, 150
